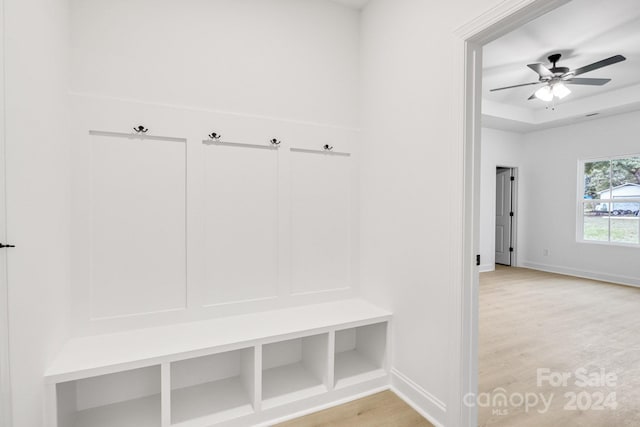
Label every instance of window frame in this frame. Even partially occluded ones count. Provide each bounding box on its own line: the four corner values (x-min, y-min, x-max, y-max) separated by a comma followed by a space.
577, 154, 640, 248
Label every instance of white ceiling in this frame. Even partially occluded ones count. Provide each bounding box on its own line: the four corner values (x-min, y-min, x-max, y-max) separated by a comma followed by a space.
482, 0, 640, 133
330, 0, 371, 9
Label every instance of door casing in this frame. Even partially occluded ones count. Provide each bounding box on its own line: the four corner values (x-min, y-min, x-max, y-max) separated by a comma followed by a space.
495, 168, 513, 265
495, 167, 518, 266
452, 1, 569, 425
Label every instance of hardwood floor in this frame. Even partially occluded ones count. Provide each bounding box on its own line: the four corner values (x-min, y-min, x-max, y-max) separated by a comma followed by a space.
278, 267, 640, 427
275, 391, 433, 427
479, 266, 640, 426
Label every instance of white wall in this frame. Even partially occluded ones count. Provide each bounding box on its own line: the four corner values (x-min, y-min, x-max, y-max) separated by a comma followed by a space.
479, 128, 525, 271
480, 112, 640, 284
4, 0, 72, 426
5, 0, 361, 420
68, 96, 360, 336
67, 0, 362, 336
519, 111, 640, 286
12, 1, 620, 426
358, 0, 504, 425
70, 0, 360, 128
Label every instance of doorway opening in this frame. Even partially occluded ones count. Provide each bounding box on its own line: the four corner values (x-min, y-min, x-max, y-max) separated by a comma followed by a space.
461, 0, 640, 426
495, 167, 517, 267
456, 0, 570, 426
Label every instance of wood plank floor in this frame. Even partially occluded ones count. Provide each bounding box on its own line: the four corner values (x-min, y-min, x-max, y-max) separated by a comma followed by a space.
275, 391, 433, 427
479, 266, 640, 426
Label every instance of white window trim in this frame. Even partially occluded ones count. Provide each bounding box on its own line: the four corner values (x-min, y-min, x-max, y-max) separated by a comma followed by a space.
577, 155, 640, 248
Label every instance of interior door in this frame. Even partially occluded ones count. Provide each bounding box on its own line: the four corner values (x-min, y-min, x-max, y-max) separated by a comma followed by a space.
0, 131, 9, 427
495, 168, 512, 266
0, 0, 13, 420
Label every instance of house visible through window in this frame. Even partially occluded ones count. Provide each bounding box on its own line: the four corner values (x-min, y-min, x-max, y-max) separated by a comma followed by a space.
581, 156, 640, 245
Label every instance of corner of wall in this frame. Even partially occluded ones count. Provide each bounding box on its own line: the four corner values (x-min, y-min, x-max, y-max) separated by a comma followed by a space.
390, 368, 447, 427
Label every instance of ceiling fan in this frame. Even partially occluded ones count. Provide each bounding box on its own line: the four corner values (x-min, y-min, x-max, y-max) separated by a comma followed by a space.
490, 53, 626, 101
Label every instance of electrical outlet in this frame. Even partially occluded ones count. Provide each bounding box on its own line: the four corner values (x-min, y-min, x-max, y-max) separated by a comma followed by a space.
543, 249, 550, 256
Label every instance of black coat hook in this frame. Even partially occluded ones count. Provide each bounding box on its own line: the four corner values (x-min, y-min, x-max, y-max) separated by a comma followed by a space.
270, 138, 281, 146
209, 132, 222, 141
323, 144, 333, 151
133, 125, 148, 133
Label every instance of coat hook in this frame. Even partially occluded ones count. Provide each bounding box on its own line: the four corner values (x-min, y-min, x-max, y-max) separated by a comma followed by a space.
209, 132, 222, 141
133, 125, 148, 133
270, 138, 281, 146
323, 144, 333, 151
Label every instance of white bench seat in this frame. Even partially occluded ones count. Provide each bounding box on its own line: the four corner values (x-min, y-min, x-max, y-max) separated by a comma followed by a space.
47, 299, 391, 427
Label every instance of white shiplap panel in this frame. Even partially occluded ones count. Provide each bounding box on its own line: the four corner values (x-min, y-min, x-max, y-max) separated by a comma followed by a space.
90, 133, 187, 319
290, 150, 351, 294
202, 142, 279, 306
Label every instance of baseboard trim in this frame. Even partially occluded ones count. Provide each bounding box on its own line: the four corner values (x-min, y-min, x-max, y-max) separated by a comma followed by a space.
521, 261, 640, 288
256, 371, 447, 427
479, 263, 494, 273
390, 368, 446, 427
256, 385, 390, 426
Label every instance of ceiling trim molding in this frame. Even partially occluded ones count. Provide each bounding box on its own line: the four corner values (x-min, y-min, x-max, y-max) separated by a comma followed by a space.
454, 0, 569, 44
482, 82, 640, 134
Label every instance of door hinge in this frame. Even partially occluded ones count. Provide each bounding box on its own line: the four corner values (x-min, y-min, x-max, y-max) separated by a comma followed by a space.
509, 247, 514, 252
476, 254, 481, 266
510, 212, 514, 217
0, 243, 16, 249
510, 176, 515, 181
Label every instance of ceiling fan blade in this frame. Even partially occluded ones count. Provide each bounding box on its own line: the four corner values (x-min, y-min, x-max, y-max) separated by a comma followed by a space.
527, 63, 553, 77
569, 55, 626, 77
490, 81, 542, 92
527, 91, 538, 100
565, 78, 611, 86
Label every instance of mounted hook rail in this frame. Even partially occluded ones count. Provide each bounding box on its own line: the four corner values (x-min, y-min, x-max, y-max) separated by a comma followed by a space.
209, 132, 222, 141
133, 125, 148, 134
323, 144, 333, 151
270, 138, 281, 146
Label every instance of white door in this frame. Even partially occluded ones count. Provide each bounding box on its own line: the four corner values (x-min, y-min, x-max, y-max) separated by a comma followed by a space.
0, 0, 13, 421
0, 135, 10, 427
495, 168, 513, 266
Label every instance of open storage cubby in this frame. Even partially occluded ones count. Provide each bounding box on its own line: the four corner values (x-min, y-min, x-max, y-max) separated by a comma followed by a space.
47, 300, 391, 427
170, 347, 255, 425
56, 366, 161, 427
261, 333, 329, 409
334, 322, 388, 388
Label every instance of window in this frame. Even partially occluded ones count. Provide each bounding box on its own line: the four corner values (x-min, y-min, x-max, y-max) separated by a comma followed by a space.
580, 155, 640, 246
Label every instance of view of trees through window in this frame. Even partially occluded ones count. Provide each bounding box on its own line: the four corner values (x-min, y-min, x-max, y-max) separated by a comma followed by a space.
582, 156, 640, 245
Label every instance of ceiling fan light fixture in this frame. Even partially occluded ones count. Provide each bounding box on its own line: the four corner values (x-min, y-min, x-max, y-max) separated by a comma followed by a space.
534, 85, 553, 102
490, 53, 626, 102
552, 82, 571, 99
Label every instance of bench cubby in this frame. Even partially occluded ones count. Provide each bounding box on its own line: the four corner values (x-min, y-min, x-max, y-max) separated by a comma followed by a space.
334, 322, 388, 388
261, 334, 329, 409
56, 365, 161, 427
170, 348, 255, 425
46, 299, 391, 427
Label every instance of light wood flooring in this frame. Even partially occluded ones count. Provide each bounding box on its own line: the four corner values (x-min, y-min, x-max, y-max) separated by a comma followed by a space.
277, 267, 639, 427
479, 266, 640, 426
275, 390, 433, 427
